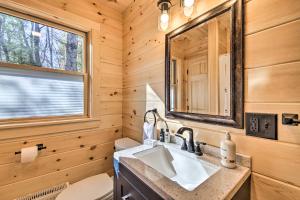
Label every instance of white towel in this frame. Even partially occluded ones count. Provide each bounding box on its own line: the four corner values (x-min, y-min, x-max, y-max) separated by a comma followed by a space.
143, 122, 155, 141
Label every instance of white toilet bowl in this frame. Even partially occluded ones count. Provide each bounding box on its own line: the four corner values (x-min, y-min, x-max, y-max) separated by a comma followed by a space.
55, 137, 140, 200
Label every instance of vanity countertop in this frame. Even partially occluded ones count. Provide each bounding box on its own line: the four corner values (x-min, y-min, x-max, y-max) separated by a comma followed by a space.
114, 143, 251, 200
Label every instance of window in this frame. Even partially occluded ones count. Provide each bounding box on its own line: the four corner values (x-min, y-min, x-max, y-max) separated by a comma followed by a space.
0, 8, 88, 121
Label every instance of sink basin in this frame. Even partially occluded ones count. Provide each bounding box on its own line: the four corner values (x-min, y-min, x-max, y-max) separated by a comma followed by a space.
134, 145, 220, 191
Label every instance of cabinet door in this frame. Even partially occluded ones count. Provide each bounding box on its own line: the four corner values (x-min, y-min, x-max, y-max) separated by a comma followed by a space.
117, 173, 146, 200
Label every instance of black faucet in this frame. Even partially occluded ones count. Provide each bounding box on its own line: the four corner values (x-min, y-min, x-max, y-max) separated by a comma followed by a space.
176, 127, 195, 153
175, 134, 188, 151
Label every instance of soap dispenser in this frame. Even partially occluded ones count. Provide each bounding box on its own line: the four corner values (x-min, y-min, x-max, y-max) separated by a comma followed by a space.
220, 131, 236, 168
164, 129, 171, 143
159, 128, 165, 142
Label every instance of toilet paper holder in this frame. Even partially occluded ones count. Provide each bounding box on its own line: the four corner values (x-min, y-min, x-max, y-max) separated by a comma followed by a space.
15, 144, 47, 155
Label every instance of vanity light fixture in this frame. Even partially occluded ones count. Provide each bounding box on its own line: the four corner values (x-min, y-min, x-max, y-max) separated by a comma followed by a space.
181, 0, 195, 17
157, 0, 172, 31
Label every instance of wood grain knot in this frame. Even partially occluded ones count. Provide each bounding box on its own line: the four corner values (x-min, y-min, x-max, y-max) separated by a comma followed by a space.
80, 144, 85, 148
90, 145, 97, 150
56, 158, 61, 162
89, 157, 94, 160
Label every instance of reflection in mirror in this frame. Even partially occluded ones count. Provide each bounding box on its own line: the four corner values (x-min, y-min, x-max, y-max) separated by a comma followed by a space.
169, 11, 231, 116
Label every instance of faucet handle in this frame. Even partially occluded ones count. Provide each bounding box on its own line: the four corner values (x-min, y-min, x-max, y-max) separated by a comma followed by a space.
195, 141, 206, 156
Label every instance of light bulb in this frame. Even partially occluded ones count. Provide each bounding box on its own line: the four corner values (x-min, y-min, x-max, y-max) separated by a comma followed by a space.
160, 10, 169, 24
159, 9, 169, 31
183, 0, 195, 7
183, 5, 194, 17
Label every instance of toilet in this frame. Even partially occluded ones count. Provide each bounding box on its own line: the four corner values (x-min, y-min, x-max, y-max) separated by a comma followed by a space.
56, 137, 140, 200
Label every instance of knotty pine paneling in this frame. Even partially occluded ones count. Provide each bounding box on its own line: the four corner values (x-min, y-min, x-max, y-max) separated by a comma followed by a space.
245, 19, 300, 68
245, 0, 300, 35
251, 173, 300, 200
0, 157, 113, 200
245, 62, 300, 103
123, 0, 300, 199
0, 0, 123, 199
0, 127, 121, 165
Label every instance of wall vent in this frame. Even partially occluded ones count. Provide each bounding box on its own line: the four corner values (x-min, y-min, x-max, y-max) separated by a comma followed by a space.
15, 182, 69, 200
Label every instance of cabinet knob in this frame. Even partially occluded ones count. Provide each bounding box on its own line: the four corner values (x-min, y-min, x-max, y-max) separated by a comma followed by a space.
122, 193, 132, 200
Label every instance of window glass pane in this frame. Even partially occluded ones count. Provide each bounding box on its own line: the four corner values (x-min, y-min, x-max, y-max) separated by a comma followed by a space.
0, 12, 84, 72
0, 67, 84, 120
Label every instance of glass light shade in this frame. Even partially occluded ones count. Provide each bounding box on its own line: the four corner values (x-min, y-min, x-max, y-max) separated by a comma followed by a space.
160, 10, 169, 24
183, 6, 194, 17
183, 0, 195, 7
159, 10, 169, 31
160, 21, 169, 31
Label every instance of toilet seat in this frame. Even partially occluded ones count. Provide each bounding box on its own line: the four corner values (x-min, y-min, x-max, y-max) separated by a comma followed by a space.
56, 173, 113, 200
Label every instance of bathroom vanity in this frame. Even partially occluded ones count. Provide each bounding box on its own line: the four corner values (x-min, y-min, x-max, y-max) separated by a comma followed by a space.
114, 143, 251, 200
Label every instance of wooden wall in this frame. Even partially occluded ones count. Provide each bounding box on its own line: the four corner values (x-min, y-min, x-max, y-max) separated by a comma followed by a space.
123, 0, 300, 199
0, 0, 123, 199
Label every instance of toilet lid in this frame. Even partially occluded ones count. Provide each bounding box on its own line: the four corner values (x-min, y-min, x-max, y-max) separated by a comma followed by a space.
56, 173, 113, 200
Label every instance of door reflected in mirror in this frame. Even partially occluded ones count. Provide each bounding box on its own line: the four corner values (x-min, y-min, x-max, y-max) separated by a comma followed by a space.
169, 11, 231, 116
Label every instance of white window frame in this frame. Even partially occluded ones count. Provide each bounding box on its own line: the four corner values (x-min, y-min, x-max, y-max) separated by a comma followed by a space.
0, 6, 91, 124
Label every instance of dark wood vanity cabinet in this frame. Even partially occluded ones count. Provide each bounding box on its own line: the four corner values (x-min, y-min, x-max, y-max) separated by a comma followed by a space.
114, 163, 166, 200
114, 162, 250, 200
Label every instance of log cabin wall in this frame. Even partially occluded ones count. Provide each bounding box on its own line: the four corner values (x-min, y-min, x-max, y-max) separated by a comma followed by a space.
123, 0, 300, 199
0, 0, 123, 199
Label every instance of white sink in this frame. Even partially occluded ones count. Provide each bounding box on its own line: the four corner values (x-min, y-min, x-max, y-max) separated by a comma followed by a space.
134, 144, 220, 191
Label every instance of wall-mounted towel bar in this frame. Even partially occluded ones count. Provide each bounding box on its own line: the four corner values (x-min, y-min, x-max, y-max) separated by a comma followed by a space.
282, 113, 300, 126
143, 108, 169, 129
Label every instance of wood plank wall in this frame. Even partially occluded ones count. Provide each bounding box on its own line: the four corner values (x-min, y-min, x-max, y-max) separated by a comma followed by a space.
0, 0, 123, 199
122, 0, 300, 199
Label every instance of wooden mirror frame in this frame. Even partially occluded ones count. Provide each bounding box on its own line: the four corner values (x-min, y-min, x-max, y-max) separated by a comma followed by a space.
165, 0, 244, 128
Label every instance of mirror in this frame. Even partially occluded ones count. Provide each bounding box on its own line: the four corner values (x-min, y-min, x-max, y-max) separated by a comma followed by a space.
165, 0, 243, 128
170, 11, 231, 116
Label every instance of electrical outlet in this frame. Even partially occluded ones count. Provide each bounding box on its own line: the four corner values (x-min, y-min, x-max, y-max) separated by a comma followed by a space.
246, 113, 277, 140
249, 117, 259, 133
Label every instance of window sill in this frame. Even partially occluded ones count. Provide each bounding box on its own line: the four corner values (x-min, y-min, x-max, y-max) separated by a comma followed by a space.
0, 117, 100, 140
0, 117, 98, 130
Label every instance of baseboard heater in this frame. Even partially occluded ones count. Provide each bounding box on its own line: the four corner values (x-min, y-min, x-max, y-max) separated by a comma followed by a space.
15, 182, 69, 200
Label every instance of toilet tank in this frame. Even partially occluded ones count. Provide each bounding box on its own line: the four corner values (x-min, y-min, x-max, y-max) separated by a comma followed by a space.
115, 137, 140, 151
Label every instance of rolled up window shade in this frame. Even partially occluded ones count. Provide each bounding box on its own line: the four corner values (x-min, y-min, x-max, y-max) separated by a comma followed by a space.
0, 67, 84, 120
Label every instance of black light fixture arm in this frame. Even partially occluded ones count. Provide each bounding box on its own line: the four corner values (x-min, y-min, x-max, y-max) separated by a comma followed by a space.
157, 0, 172, 10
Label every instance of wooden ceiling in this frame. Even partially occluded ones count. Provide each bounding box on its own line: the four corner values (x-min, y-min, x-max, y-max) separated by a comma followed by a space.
98, 0, 133, 12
